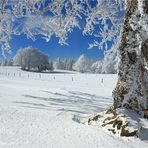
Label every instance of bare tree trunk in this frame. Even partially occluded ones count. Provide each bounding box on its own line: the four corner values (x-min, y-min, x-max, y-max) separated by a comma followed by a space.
113, 0, 148, 115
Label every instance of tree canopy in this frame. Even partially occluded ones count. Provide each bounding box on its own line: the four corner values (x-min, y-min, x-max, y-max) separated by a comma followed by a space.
13, 46, 52, 72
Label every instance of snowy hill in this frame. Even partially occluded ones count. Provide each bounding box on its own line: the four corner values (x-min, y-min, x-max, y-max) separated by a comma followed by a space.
0, 66, 147, 148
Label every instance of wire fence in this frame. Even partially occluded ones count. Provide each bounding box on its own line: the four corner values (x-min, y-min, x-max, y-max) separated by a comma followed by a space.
0, 70, 81, 82
0, 70, 108, 85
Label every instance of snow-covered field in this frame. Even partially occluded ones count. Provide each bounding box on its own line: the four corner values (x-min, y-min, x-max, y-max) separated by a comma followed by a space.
0, 66, 147, 148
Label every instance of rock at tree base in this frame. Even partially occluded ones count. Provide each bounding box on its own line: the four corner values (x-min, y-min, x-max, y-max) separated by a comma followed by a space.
87, 108, 142, 137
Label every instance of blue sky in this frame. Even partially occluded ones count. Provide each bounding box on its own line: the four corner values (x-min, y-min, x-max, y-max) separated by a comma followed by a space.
0, 0, 123, 61
6, 27, 105, 60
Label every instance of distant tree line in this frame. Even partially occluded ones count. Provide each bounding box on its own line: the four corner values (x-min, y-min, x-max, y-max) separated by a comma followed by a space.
91, 49, 118, 74
1, 46, 118, 74
1, 59, 13, 66
53, 58, 75, 71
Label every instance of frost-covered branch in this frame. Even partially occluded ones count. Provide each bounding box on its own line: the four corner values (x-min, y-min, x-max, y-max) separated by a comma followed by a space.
84, 0, 124, 50
0, 0, 124, 54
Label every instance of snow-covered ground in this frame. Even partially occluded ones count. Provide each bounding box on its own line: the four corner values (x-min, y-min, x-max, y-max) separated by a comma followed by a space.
0, 66, 147, 148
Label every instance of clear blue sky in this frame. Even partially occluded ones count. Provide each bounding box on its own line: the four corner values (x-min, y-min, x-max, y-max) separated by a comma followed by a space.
6, 27, 105, 60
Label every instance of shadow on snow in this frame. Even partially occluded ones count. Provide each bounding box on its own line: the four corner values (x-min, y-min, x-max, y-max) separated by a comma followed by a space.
13, 91, 112, 117
12, 91, 148, 141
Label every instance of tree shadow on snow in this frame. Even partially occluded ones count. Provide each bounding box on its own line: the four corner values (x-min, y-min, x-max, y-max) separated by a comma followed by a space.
139, 127, 148, 142
13, 91, 112, 119
13, 91, 148, 141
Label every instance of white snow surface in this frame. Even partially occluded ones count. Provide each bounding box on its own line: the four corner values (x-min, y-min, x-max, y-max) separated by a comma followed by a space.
0, 66, 148, 148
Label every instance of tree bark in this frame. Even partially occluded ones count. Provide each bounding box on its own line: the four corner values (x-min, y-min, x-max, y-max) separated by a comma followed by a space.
113, 0, 148, 115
